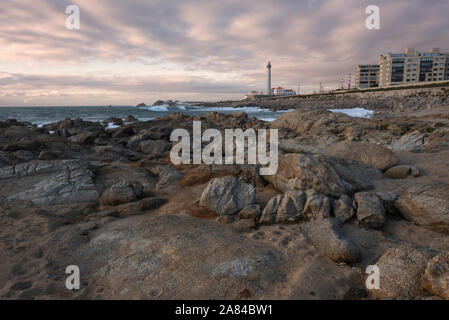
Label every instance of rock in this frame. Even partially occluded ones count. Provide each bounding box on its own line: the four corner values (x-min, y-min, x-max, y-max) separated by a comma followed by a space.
199, 177, 255, 216
376, 191, 399, 216
238, 204, 261, 220
216, 215, 235, 224
1, 160, 99, 206
410, 166, 420, 177
301, 218, 361, 263
136, 197, 165, 211
136, 103, 147, 107
303, 189, 331, 221
395, 184, 449, 234
422, 252, 449, 299
38, 150, 56, 160
354, 192, 385, 229
232, 111, 248, 119
103, 117, 123, 126
150, 165, 183, 189
263, 153, 348, 197
389, 130, 426, 152
0, 126, 40, 151
259, 195, 283, 224
329, 159, 382, 195
139, 140, 168, 154
233, 218, 257, 232
76, 125, 106, 144
332, 194, 355, 222
325, 141, 398, 171
99, 180, 143, 206
276, 190, 305, 223
125, 115, 138, 122
384, 165, 412, 179
13, 150, 37, 162
372, 247, 429, 299
152, 100, 164, 106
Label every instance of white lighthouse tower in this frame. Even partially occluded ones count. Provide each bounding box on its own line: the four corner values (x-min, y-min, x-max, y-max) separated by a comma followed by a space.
267, 61, 272, 96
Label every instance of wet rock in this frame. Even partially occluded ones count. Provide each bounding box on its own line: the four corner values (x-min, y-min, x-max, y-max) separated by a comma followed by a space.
395, 184, 449, 234
354, 192, 385, 229
371, 247, 429, 299
199, 177, 255, 216
301, 218, 361, 263
259, 195, 283, 224
422, 252, 449, 299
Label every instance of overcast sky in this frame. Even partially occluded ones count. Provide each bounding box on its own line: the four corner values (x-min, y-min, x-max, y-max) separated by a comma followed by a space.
1, 0, 448, 106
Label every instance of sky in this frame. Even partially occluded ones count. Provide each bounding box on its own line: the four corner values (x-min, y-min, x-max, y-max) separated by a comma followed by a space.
0, 0, 448, 106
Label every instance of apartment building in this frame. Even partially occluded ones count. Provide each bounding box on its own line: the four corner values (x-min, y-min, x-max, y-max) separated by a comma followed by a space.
378, 48, 449, 87
355, 64, 379, 88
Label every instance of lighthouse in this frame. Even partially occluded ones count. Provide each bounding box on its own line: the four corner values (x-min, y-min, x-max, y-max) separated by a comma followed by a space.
267, 61, 272, 96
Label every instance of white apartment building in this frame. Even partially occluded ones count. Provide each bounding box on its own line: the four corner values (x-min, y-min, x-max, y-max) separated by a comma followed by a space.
378, 48, 449, 87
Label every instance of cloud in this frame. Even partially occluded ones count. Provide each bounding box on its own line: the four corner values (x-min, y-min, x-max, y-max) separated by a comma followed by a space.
0, 0, 448, 105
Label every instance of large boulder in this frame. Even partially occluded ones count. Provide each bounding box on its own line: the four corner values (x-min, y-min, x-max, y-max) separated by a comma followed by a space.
325, 140, 398, 171
394, 184, 449, 234
75, 125, 106, 144
0, 160, 99, 206
354, 192, 386, 229
263, 153, 347, 197
371, 247, 429, 299
199, 177, 255, 216
422, 252, 449, 299
300, 218, 361, 263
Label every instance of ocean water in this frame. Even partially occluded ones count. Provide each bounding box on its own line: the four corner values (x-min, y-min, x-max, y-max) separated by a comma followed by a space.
0, 105, 293, 127
329, 107, 374, 118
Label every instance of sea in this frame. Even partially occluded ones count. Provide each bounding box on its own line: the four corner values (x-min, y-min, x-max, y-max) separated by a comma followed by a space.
0, 104, 293, 127
0, 104, 374, 128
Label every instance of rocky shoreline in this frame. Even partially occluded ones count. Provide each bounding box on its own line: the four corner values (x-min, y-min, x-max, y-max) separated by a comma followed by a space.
1, 89, 448, 300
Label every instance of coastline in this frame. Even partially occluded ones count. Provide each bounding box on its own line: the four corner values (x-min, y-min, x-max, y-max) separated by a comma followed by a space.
0, 86, 448, 300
